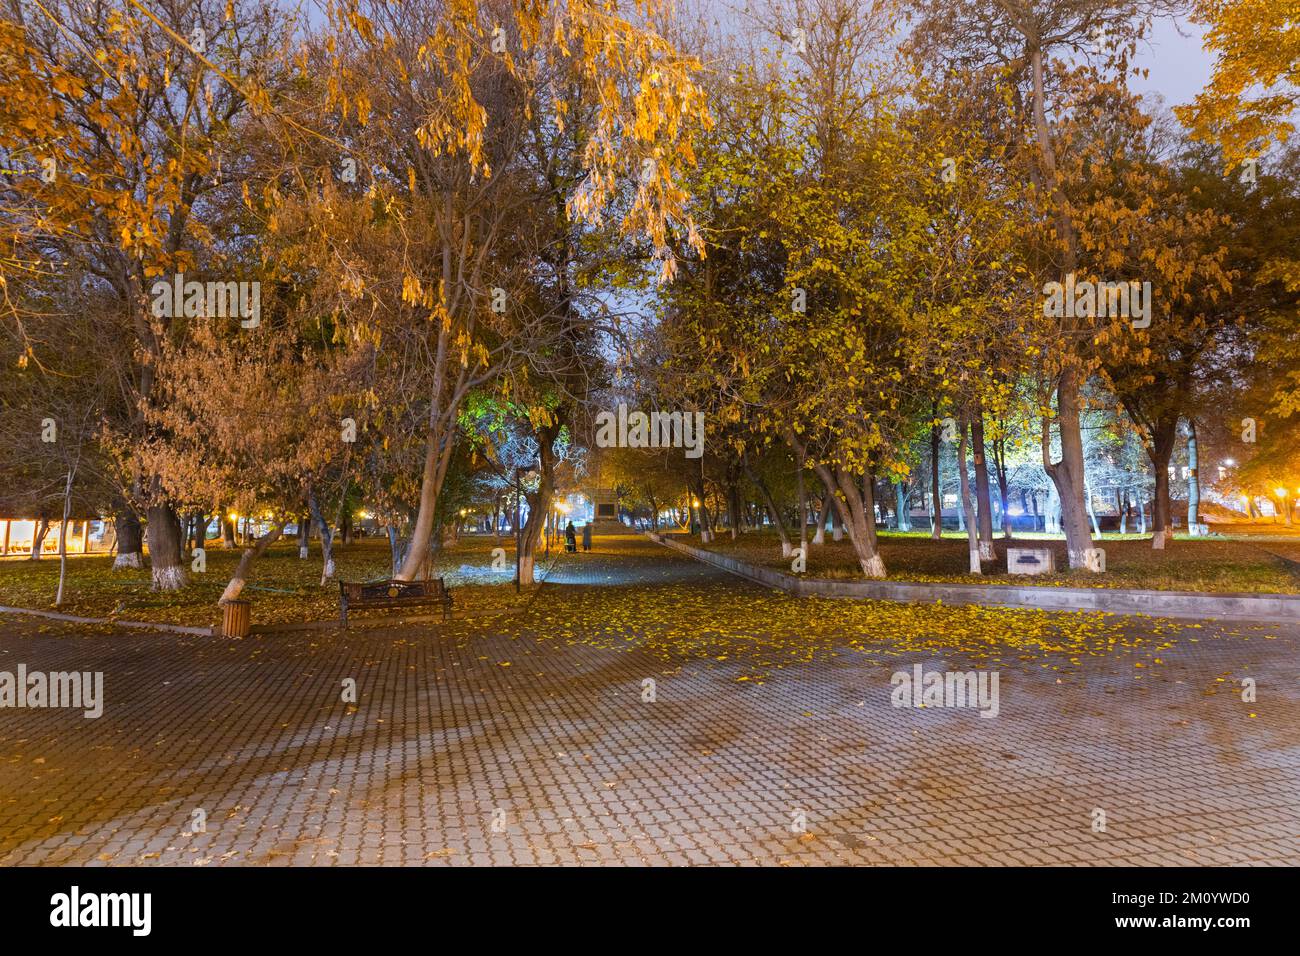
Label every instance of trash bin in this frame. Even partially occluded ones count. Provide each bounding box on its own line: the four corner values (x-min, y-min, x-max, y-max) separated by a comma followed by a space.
221, 599, 251, 638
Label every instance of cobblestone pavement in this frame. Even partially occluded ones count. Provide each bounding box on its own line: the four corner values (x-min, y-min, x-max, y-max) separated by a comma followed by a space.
1, 536, 1298, 866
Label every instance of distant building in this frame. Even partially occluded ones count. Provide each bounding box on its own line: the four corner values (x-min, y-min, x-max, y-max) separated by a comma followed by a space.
0, 515, 114, 557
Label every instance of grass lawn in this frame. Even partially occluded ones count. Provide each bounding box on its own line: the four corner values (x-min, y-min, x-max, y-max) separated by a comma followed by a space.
690, 527, 1300, 593
0, 535, 539, 629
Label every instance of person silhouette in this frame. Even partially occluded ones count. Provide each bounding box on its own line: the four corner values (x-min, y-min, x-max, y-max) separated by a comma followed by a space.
564, 520, 577, 553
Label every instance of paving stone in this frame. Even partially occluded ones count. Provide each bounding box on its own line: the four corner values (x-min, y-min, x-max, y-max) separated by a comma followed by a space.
1, 537, 1298, 865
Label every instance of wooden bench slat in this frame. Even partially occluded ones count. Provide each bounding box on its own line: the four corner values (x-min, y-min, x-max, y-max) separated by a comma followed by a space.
339, 577, 453, 627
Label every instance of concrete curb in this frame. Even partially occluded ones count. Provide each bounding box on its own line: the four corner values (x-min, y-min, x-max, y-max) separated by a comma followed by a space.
644, 533, 1300, 624
0, 605, 215, 636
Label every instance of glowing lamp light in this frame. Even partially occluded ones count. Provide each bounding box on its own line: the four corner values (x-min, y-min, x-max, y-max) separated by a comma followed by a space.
691, 498, 701, 508
1275, 488, 1287, 498
1224, 458, 1236, 466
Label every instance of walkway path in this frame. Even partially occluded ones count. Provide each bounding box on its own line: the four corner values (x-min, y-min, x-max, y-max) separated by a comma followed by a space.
1, 536, 1297, 865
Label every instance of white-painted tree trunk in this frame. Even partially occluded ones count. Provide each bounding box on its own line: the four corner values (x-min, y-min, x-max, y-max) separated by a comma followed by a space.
957, 419, 982, 575
153, 564, 188, 591
859, 554, 886, 578
219, 521, 286, 605
55, 469, 73, 606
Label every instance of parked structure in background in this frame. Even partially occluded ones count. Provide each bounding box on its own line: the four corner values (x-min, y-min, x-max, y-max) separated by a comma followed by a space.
0, 516, 114, 557
587, 487, 635, 535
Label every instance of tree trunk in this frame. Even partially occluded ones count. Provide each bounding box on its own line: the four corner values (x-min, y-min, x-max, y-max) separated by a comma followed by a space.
221, 512, 237, 549
1085, 479, 1101, 538
519, 421, 561, 586
1147, 417, 1177, 550
112, 510, 144, 569
387, 525, 401, 577
1029, 45, 1092, 566
146, 504, 187, 590
689, 475, 714, 543
698, 492, 715, 543
1152, 464, 1171, 548
219, 520, 287, 605
815, 464, 885, 578
993, 435, 1012, 540
1186, 420, 1200, 531
298, 512, 311, 559
55, 470, 74, 605
1042, 369, 1096, 568
789, 430, 886, 578
307, 489, 336, 586
957, 419, 982, 574
725, 479, 742, 541
396, 419, 457, 581
971, 412, 995, 560
895, 481, 911, 532
930, 412, 942, 539
812, 496, 826, 545
28, 516, 50, 559
747, 457, 792, 556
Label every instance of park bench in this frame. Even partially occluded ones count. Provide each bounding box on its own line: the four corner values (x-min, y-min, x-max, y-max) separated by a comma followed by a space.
338, 577, 453, 627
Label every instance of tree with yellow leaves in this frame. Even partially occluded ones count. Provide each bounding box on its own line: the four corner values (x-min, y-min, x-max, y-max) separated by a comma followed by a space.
300, 0, 709, 582
1178, 0, 1300, 170
2, 0, 296, 588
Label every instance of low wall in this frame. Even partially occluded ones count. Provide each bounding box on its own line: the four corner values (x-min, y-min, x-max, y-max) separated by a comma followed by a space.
645, 533, 1300, 623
